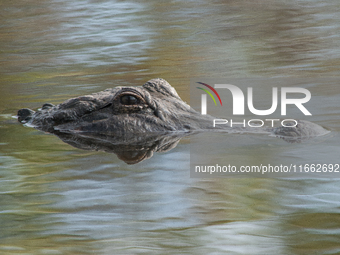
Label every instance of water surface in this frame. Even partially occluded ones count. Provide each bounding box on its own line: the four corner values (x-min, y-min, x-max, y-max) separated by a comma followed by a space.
1, 0, 340, 254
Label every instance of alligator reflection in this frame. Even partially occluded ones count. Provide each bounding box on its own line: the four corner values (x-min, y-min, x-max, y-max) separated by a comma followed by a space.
53, 131, 187, 164
37, 127, 322, 165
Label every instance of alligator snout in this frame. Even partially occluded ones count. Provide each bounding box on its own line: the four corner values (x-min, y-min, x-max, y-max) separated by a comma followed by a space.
17, 108, 35, 123
18, 103, 55, 123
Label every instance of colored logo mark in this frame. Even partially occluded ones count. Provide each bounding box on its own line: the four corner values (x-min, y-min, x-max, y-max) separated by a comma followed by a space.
196, 82, 223, 106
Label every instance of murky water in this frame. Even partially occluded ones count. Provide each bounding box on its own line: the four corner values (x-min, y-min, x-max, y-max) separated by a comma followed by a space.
1, 0, 340, 254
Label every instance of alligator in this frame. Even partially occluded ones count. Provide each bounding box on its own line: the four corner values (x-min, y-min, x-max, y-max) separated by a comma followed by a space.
18, 78, 216, 135
17, 78, 329, 163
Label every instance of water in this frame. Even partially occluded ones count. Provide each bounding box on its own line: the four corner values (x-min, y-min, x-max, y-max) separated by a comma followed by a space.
1, 0, 340, 254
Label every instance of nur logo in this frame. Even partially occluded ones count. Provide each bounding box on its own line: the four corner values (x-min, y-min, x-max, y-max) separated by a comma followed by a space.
197, 82, 312, 116
196, 81, 312, 128
196, 82, 223, 115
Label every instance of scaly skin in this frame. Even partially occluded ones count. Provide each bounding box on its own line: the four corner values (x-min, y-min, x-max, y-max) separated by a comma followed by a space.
18, 78, 329, 140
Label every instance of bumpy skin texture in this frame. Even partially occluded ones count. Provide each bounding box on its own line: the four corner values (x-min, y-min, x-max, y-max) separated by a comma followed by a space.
18, 78, 329, 139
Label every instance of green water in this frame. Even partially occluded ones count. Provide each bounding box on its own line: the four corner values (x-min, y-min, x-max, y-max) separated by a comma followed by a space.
1, 0, 340, 254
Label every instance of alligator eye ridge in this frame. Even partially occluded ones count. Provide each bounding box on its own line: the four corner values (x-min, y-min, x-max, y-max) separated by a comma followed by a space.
120, 94, 139, 105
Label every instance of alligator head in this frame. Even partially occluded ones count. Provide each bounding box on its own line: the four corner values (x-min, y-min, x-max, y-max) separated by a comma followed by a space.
18, 78, 214, 136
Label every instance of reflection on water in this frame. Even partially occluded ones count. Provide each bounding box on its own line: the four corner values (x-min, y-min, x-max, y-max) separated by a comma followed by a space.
48, 131, 186, 165
1, 0, 340, 254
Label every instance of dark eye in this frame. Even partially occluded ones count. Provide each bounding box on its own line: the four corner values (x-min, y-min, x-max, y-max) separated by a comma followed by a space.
120, 95, 139, 105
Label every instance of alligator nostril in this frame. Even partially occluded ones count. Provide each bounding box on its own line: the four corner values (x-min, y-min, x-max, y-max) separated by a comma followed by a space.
42, 103, 55, 110
17, 108, 35, 123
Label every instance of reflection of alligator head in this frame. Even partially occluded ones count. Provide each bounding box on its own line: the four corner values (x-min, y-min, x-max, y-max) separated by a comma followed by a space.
18, 78, 329, 163
54, 131, 186, 164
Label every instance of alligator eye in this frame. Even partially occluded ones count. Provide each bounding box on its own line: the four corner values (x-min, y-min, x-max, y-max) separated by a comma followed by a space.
120, 95, 139, 105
